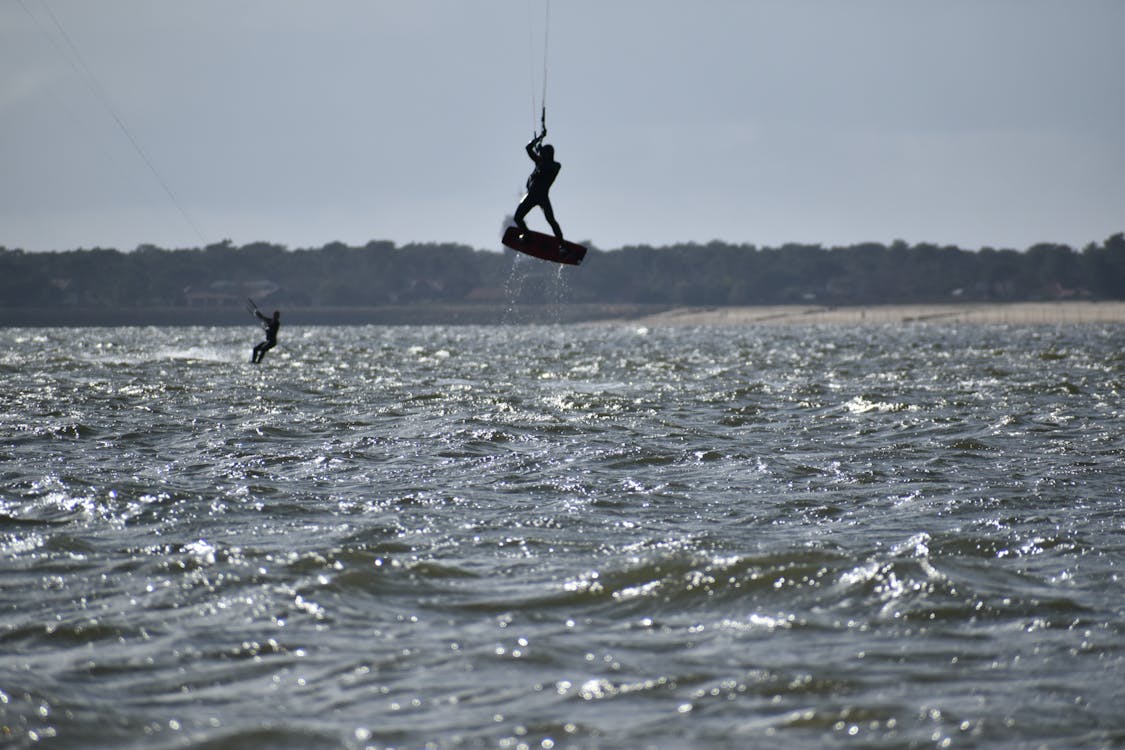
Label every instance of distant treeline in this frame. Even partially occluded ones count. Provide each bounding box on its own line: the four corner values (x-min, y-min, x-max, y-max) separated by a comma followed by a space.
1, 234, 1123, 310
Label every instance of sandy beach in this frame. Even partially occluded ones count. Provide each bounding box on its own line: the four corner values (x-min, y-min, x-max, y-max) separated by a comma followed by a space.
625, 301, 1125, 326
2, 302, 1124, 328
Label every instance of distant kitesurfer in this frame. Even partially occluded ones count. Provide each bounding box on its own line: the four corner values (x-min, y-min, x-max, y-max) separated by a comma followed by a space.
513, 129, 563, 242
251, 308, 280, 364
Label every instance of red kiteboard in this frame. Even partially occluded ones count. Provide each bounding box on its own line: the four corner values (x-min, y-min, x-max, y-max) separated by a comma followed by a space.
502, 226, 587, 266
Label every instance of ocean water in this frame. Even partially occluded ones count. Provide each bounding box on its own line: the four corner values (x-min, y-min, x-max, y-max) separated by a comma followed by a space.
1, 322, 1123, 749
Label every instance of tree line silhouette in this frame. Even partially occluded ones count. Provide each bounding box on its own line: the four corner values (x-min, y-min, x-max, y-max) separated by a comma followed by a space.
1, 234, 1123, 312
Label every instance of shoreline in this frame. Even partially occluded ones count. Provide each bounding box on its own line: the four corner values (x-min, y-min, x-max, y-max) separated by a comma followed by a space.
0, 304, 665, 328
617, 301, 1125, 326
2, 302, 1124, 327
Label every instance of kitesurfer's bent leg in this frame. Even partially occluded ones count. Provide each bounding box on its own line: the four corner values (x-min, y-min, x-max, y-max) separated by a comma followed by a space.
252, 339, 275, 363
513, 194, 535, 233
539, 198, 563, 241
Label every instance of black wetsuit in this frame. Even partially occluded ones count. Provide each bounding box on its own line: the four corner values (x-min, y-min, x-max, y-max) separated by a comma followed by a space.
252, 312, 279, 363
514, 136, 563, 240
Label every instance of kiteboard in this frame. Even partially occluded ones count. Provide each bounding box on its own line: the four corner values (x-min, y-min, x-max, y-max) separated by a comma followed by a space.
502, 226, 587, 266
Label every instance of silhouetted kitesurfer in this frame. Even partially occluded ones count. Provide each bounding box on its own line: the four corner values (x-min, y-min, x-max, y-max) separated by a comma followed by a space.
513, 129, 563, 242
251, 307, 280, 364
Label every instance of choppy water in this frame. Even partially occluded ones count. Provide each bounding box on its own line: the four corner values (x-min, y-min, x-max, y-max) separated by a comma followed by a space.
1, 323, 1123, 749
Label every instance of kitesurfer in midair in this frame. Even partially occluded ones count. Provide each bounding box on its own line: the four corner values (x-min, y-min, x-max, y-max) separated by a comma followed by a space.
513, 129, 563, 242
251, 307, 280, 364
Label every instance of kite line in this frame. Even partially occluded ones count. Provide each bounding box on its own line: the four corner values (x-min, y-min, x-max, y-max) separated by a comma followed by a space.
18, 0, 207, 246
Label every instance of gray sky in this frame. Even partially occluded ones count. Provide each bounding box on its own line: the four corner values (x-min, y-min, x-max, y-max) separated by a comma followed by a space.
3, 0, 1123, 253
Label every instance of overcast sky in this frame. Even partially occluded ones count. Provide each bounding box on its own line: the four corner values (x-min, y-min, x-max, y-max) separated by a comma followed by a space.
3, 0, 1123, 253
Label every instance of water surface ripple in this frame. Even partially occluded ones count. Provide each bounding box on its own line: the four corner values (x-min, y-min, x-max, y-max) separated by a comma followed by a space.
1, 324, 1123, 749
